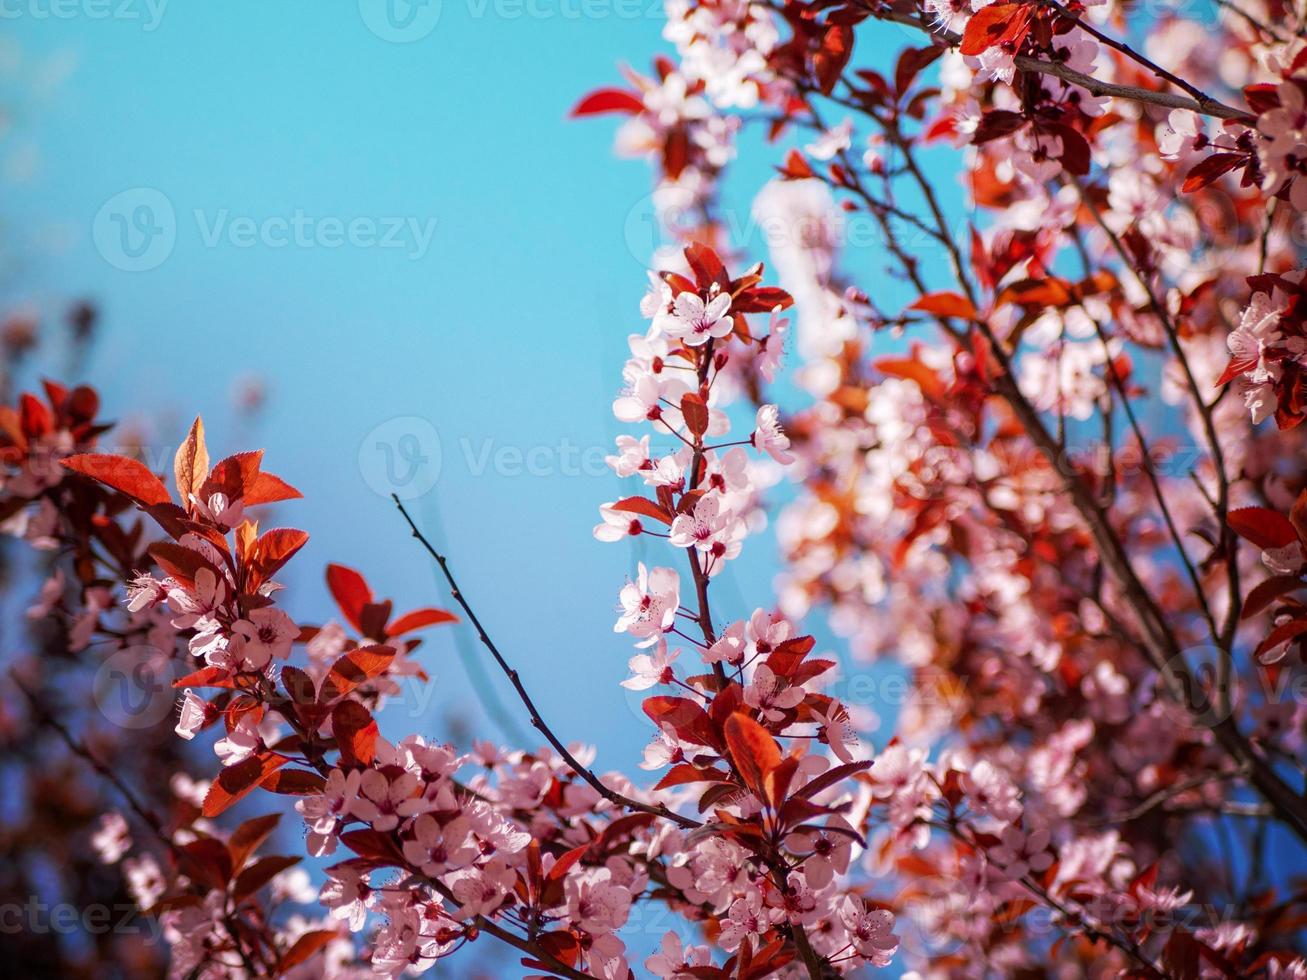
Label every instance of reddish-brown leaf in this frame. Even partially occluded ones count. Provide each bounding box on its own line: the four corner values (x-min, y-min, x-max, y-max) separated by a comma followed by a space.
279, 930, 339, 972
611, 495, 674, 525
1181, 152, 1244, 193
322, 645, 396, 701
387, 607, 458, 636
173, 416, 209, 503
724, 712, 781, 803
326, 563, 372, 632
62, 453, 172, 507
233, 855, 301, 902
260, 769, 325, 796
245, 470, 303, 505
569, 87, 645, 117
1241, 575, 1305, 619
1228, 507, 1297, 549
908, 291, 978, 321
333, 700, 379, 766
682, 392, 710, 438
228, 812, 280, 871
960, 3, 1028, 56
643, 695, 719, 747
813, 25, 854, 95
203, 753, 290, 817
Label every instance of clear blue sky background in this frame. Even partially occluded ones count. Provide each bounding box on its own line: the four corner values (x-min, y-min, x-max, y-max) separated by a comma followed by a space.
3, 4, 918, 773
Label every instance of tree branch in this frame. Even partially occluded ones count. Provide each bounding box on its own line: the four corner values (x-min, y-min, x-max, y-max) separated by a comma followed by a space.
391, 494, 702, 831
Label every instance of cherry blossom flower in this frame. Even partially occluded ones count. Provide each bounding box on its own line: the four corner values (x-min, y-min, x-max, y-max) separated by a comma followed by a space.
646, 931, 712, 977
614, 563, 680, 643
669, 492, 729, 552
175, 689, 209, 740
839, 897, 899, 966
744, 663, 804, 722
90, 811, 130, 864
751, 404, 793, 464
664, 289, 733, 346
594, 502, 644, 541
621, 644, 680, 690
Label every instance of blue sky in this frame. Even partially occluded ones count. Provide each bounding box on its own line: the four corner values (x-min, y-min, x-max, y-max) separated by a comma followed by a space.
2, 4, 925, 773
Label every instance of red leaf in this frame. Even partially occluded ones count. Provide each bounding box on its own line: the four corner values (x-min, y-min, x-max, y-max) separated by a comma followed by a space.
654, 764, 729, 790
894, 44, 943, 96
546, 843, 589, 885
387, 607, 458, 637
173, 416, 209, 503
245, 470, 303, 505
875, 356, 947, 401
960, 3, 1029, 56
684, 242, 728, 289
1051, 124, 1091, 177
1228, 507, 1297, 549
1256, 618, 1307, 659
908, 291, 978, 321
813, 25, 854, 95
200, 451, 264, 504
972, 109, 1027, 144
732, 286, 794, 314
203, 753, 290, 817
280, 930, 340, 972
248, 528, 309, 589
570, 87, 644, 117
20, 392, 52, 437
180, 838, 233, 890
643, 695, 719, 747
333, 700, 379, 767
793, 760, 873, 799
724, 712, 781, 803
62, 453, 172, 507
1181, 152, 1244, 193
326, 563, 373, 632
682, 392, 710, 438
260, 768, 326, 795
149, 541, 224, 591
612, 495, 673, 525
233, 855, 301, 901
1241, 575, 1305, 619
322, 645, 396, 701
1244, 83, 1280, 114
228, 812, 280, 871
173, 665, 241, 690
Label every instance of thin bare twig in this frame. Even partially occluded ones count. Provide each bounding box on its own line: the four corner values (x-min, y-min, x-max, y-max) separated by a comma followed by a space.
391, 494, 702, 831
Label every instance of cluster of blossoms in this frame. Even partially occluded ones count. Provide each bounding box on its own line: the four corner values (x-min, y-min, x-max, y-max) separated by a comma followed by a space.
593, 242, 902, 975
577, 0, 1307, 974
0, 238, 900, 978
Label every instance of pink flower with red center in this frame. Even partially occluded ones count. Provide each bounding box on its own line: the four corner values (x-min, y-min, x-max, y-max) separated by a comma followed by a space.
665, 289, 733, 346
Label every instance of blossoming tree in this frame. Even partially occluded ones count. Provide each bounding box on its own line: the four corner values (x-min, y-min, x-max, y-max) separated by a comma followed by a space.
9, 0, 1307, 977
